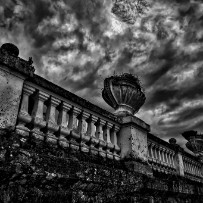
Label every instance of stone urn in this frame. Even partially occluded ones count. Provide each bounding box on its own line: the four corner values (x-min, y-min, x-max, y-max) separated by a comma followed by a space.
182, 130, 203, 163
102, 73, 146, 116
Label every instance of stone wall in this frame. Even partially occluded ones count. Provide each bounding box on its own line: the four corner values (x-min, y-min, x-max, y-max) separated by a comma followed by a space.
0, 129, 202, 203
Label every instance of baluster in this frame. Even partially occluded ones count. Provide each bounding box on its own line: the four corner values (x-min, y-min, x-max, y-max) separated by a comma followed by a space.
69, 106, 81, 151
163, 150, 167, 165
58, 102, 72, 148
147, 144, 150, 158
171, 152, 175, 168
79, 111, 91, 153
192, 162, 194, 175
162, 149, 166, 165
189, 162, 192, 174
164, 150, 169, 165
195, 165, 197, 176
148, 142, 152, 161
187, 161, 190, 173
157, 146, 161, 162
96, 118, 106, 158
31, 90, 49, 142
88, 115, 99, 155
104, 122, 114, 159
186, 160, 188, 173
149, 143, 154, 160
152, 144, 157, 161
167, 150, 171, 166
87, 115, 97, 137
168, 151, 172, 167
159, 147, 162, 163
111, 125, 120, 160
183, 160, 187, 172
16, 84, 35, 141
68, 106, 80, 130
45, 96, 60, 145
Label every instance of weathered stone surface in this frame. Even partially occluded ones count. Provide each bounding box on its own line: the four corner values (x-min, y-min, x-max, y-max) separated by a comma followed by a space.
125, 161, 153, 177
176, 153, 185, 176
118, 120, 148, 162
0, 67, 24, 129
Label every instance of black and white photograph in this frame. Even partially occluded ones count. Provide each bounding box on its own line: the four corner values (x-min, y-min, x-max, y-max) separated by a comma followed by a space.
0, 0, 202, 202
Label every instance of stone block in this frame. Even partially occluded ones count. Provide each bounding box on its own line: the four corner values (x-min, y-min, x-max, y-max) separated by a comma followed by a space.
0, 67, 24, 129
118, 115, 150, 162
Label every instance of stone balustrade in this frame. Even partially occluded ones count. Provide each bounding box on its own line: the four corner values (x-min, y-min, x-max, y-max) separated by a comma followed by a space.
147, 133, 203, 181
10, 79, 203, 180
183, 156, 203, 179
15, 82, 121, 160
148, 139, 176, 174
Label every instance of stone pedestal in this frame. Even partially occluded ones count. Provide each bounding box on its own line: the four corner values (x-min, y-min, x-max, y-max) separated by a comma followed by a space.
118, 115, 153, 176
175, 151, 184, 176
118, 115, 150, 163
0, 66, 24, 129
0, 43, 35, 130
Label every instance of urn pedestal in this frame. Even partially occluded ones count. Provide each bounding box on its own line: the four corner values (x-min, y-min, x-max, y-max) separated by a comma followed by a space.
102, 73, 151, 169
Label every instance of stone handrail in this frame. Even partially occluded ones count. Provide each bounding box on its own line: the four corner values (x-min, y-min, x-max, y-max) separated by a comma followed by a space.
16, 77, 121, 160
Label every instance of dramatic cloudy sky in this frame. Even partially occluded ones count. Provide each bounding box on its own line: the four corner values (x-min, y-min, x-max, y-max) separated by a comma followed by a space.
0, 0, 203, 150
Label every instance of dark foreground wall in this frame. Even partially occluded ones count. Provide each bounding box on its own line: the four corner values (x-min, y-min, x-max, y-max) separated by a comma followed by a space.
0, 129, 203, 203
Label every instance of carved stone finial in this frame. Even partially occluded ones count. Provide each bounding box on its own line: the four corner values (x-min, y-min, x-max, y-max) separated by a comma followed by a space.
1, 43, 19, 56
169, 138, 177, 145
28, 57, 33, 65
102, 73, 146, 116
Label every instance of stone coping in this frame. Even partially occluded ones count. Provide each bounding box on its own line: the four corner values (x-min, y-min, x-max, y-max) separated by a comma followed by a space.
0, 48, 35, 77
119, 115, 150, 131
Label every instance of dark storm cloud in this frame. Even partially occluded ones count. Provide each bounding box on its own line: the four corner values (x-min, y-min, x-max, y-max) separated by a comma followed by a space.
170, 106, 203, 125
61, 61, 102, 93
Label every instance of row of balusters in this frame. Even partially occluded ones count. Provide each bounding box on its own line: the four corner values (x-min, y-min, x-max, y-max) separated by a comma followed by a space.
183, 157, 202, 177
148, 141, 203, 177
15, 84, 121, 160
148, 141, 176, 172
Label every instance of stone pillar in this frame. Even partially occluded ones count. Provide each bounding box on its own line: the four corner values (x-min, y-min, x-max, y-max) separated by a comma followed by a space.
118, 115, 150, 162
169, 138, 185, 176
0, 43, 35, 130
118, 115, 153, 176
175, 150, 185, 176
58, 102, 72, 148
